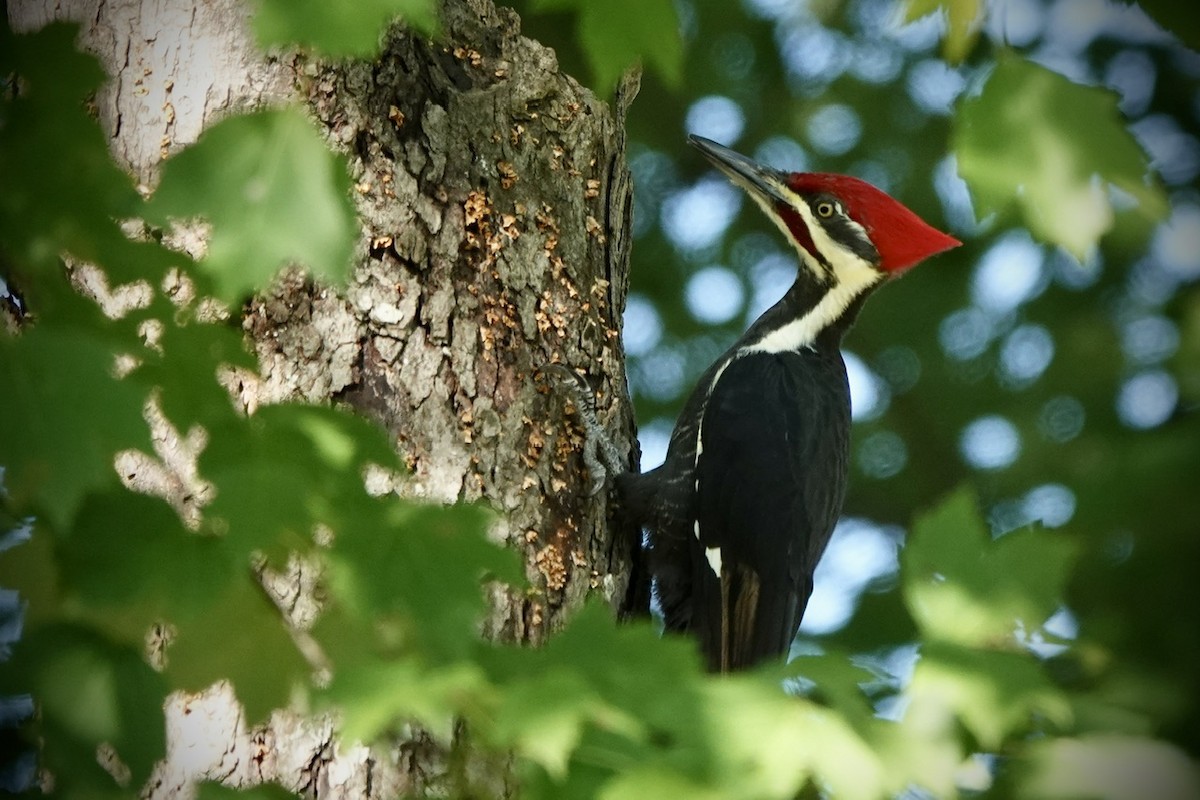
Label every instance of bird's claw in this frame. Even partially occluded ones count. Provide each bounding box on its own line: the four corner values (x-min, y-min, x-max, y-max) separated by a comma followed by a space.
542, 364, 623, 494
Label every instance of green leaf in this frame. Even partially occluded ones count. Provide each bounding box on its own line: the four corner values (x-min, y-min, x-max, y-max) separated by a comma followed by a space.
2, 624, 167, 787
0, 532, 64, 667
697, 678, 817, 800
149, 110, 356, 303
903, 487, 1076, 648
1019, 735, 1200, 800
489, 663, 636, 780
60, 491, 237, 626
165, 574, 309, 723
134, 317, 257, 428
908, 641, 1072, 750
0, 23, 182, 287
325, 500, 520, 660
527, 0, 580, 10
254, 0, 439, 55
526, 0, 681, 94
954, 55, 1168, 259
517, 731, 621, 800
815, 582, 917, 652
520, 602, 703, 730
599, 768, 721, 800
0, 21, 106, 103
0, 328, 150, 529
578, 0, 681, 94
701, 674, 901, 800
202, 404, 402, 561
785, 652, 882, 734
903, 0, 985, 63
320, 652, 486, 743
482, 603, 708, 786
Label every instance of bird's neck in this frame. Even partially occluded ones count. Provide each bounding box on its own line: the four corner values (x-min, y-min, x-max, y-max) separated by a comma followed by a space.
738, 261, 881, 355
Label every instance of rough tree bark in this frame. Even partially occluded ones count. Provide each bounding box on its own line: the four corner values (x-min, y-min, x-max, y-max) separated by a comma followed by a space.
7, 0, 642, 795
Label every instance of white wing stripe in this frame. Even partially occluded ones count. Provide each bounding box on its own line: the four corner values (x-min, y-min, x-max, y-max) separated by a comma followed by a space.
704, 546, 723, 575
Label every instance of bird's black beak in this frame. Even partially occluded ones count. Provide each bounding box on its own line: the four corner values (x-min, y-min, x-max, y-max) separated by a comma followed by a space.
688, 135, 790, 206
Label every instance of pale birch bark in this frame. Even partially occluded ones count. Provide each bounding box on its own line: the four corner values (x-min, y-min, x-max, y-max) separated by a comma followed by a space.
7, 0, 640, 795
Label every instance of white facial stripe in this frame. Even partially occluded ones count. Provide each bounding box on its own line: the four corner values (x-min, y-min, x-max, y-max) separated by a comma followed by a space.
743, 262, 879, 354
789, 194, 879, 286
744, 178, 877, 287
744, 190, 825, 281
845, 215, 868, 242
782, 185, 878, 278
740, 185, 881, 354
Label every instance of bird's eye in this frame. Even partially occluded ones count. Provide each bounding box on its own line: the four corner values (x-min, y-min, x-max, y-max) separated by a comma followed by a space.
815, 201, 836, 218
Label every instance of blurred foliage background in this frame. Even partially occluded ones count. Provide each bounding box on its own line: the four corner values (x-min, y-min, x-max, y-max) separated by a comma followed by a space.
519, 0, 1200, 760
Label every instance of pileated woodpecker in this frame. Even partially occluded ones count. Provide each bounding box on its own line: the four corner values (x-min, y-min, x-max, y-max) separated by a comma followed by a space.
560, 136, 959, 672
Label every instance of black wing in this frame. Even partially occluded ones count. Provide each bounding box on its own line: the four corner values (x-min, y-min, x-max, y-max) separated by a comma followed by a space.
692, 350, 850, 671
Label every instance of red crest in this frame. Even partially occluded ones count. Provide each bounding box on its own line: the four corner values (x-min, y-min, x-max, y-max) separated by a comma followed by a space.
788, 173, 961, 273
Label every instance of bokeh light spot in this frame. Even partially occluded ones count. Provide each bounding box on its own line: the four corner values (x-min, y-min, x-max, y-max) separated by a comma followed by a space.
712, 33, 756, 81
906, 59, 966, 115
845, 350, 891, 421
1104, 530, 1135, 564
1121, 315, 1179, 365
661, 177, 744, 252
747, 252, 797, 320
629, 146, 678, 238
934, 155, 977, 233
685, 266, 745, 325
972, 230, 1047, 314
632, 346, 688, 403
848, 159, 893, 193
1000, 323, 1055, 386
960, 415, 1021, 469
875, 345, 922, 394
1024, 484, 1077, 528
806, 104, 862, 156
848, 40, 903, 84
1039, 396, 1086, 442
685, 95, 747, 147
889, 10, 943, 51
731, 232, 780, 271
857, 430, 908, 479
1130, 114, 1200, 186
984, 0, 1045, 47
1051, 249, 1102, 291
801, 518, 900, 634
1105, 49, 1156, 116
1116, 370, 1178, 429
623, 293, 663, 357
754, 136, 809, 173
939, 307, 994, 361
1027, 604, 1078, 658
636, 417, 673, 471
780, 26, 849, 87
1153, 202, 1200, 281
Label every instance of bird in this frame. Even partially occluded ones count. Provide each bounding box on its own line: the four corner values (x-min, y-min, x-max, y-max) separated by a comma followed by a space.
556, 135, 960, 672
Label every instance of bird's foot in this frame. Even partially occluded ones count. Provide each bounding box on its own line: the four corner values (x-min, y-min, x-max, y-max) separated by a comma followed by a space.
542, 364, 624, 496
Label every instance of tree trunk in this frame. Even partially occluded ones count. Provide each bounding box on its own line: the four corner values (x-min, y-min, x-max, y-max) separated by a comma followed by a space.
7, 0, 641, 795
